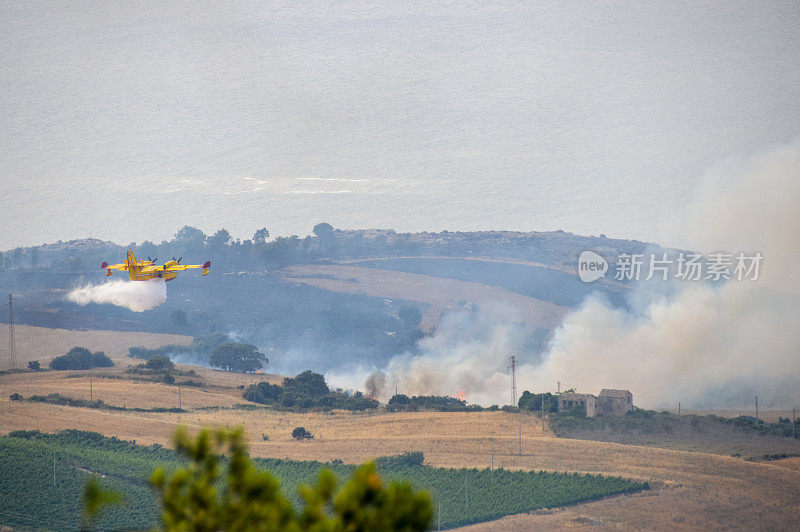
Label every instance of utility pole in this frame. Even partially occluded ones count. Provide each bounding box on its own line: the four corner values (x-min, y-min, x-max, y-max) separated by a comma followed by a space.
178, 383, 182, 410
557, 381, 560, 395
755, 396, 759, 426
793, 408, 796, 439
508, 356, 517, 406
8, 294, 16, 370
542, 398, 546, 432
90, 378, 93, 401
678, 402, 681, 416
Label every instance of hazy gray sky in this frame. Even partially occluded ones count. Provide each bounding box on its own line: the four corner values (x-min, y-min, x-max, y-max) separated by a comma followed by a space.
2, 1, 799, 249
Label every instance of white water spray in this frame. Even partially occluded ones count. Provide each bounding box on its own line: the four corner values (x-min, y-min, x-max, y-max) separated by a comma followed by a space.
67, 279, 167, 312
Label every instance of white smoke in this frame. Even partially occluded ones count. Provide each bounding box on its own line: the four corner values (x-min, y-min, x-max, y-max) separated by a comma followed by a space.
335, 137, 800, 409
67, 279, 167, 312
325, 303, 530, 405
528, 137, 800, 408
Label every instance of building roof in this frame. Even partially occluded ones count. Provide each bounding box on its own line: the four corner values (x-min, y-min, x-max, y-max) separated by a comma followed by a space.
598, 389, 632, 398
559, 392, 595, 400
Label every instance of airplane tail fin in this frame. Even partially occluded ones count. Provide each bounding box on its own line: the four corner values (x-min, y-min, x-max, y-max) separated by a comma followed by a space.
127, 250, 139, 280
202, 261, 211, 276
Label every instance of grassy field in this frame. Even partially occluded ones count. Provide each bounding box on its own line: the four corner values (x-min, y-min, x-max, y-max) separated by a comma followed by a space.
280, 264, 567, 331
548, 410, 800, 458
0, 324, 193, 370
2, 350, 800, 529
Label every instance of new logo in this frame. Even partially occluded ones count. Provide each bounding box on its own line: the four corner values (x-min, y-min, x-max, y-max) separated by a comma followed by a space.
578, 250, 608, 282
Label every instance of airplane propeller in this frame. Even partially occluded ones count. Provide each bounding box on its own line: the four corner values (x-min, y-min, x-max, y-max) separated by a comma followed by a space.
172, 257, 182, 264
147, 256, 158, 263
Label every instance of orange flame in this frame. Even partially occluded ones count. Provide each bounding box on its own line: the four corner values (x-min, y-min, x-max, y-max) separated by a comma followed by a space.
255, 370, 262, 374
452, 390, 466, 402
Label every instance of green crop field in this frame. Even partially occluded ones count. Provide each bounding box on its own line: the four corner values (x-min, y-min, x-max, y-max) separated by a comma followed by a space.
0, 431, 646, 530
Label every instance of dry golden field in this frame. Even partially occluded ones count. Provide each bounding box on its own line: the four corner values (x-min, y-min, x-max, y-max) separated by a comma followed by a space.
280, 264, 567, 331
0, 324, 193, 370
2, 367, 800, 530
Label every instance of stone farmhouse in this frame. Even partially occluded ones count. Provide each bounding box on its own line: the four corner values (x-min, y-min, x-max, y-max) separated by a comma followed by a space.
558, 389, 633, 418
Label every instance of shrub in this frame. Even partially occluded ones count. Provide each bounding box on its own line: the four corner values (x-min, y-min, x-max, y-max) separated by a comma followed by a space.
49, 347, 113, 370
292, 427, 313, 440
518, 390, 558, 412
282, 370, 328, 397
9, 393, 22, 401
243, 381, 283, 404
376, 452, 424, 468
145, 355, 174, 372
388, 394, 473, 412
143, 427, 432, 531
27, 361, 40, 371
243, 371, 379, 412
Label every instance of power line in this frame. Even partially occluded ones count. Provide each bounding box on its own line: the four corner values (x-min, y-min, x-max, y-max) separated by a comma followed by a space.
755, 396, 759, 426
507, 356, 517, 406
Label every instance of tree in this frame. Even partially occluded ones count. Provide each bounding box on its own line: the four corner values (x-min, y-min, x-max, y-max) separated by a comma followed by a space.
518, 390, 558, 412
206, 229, 232, 249
266, 236, 300, 266
50, 347, 114, 370
172, 226, 207, 255
145, 355, 174, 372
312, 222, 334, 239
209, 342, 267, 373
398, 304, 422, 329
292, 426, 313, 440
282, 370, 328, 397
253, 228, 270, 247
28, 360, 40, 371
243, 381, 283, 404
145, 426, 432, 531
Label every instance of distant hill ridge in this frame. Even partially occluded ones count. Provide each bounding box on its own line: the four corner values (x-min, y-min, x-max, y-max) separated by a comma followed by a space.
0, 226, 667, 273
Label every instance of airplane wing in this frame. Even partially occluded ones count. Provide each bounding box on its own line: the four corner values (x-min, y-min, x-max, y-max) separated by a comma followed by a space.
163, 261, 211, 272
100, 262, 128, 271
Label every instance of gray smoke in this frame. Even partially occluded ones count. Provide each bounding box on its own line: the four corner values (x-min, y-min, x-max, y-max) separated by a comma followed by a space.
365, 371, 388, 399
332, 138, 800, 409
526, 137, 800, 408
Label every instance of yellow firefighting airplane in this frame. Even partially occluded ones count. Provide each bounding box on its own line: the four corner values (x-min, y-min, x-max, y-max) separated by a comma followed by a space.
101, 251, 211, 281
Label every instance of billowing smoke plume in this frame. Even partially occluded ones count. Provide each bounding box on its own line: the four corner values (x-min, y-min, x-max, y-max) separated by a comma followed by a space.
365, 371, 387, 399
67, 279, 167, 312
379, 304, 528, 406
333, 137, 800, 409
529, 137, 800, 408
